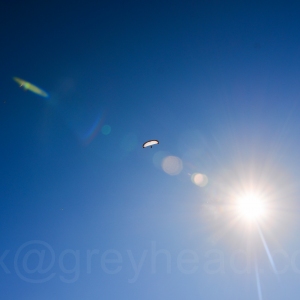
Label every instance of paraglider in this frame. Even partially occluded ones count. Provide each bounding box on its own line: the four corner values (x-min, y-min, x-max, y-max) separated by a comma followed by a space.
13, 77, 49, 98
143, 140, 159, 148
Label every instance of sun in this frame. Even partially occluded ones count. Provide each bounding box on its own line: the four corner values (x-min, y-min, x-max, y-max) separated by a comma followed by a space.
237, 193, 265, 221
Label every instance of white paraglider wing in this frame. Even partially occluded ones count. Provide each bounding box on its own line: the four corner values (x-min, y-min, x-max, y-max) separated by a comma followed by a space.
143, 140, 159, 148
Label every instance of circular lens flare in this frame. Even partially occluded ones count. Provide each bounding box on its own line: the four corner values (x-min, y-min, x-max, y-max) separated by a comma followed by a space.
237, 194, 265, 220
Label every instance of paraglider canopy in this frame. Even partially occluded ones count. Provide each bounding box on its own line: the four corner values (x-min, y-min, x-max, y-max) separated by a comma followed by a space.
143, 140, 159, 148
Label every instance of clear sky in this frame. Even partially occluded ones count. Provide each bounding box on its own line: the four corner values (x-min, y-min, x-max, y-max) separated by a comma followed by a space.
1, 1, 300, 299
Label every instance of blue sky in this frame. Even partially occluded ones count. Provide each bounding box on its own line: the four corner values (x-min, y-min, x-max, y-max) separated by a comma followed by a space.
1, 0, 300, 299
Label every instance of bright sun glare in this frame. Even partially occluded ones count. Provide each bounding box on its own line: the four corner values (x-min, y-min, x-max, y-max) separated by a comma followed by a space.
237, 194, 265, 220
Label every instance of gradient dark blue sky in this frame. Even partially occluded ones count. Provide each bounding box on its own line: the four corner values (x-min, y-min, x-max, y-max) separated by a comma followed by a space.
1, 1, 300, 299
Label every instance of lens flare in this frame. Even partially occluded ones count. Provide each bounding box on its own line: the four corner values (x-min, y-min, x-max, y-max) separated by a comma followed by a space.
162, 156, 183, 175
81, 114, 105, 145
101, 125, 111, 135
191, 173, 208, 187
